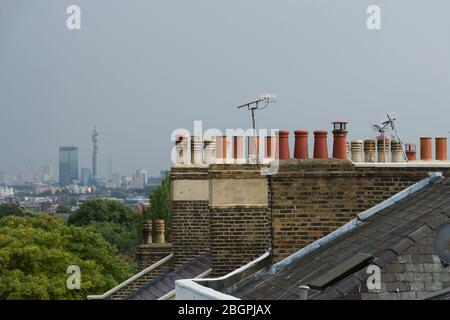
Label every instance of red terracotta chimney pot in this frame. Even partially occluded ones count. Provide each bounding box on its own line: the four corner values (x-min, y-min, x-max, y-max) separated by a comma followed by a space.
313, 130, 328, 159
294, 130, 309, 159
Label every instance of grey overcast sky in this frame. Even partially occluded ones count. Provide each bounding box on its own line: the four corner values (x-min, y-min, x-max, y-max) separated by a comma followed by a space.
1, 0, 449, 178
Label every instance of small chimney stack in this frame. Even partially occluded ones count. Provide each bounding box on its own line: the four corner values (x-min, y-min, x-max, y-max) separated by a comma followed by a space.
142, 220, 152, 244
313, 131, 328, 159
377, 136, 389, 162
364, 140, 376, 162
154, 219, 165, 244
215, 136, 228, 164
204, 138, 216, 164
190, 136, 202, 165
233, 136, 245, 164
294, 130, 309, 159
351, 140, 363, 162
332, 121, 348, 160
405, 143, 417, 161
436, 137, 448, 161
247, 136, 260, 163
277, 130, 290, 160
420, 137, 432, 161
391, 140, 404, 162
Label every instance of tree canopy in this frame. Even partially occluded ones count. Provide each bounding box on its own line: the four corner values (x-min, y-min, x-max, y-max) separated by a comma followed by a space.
68, 199, 141, 256
146, 172, 171, 230
0, 215, 132, 300
0, 204, 29, 218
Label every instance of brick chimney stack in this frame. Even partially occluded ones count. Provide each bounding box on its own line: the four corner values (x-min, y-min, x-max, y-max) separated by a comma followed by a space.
294, 130, 309, 159
277, 130, 290, 160
420, 137, 432, 161
332, 121, 348, 160
435, 137, 448, 161
313, 131, 328, 159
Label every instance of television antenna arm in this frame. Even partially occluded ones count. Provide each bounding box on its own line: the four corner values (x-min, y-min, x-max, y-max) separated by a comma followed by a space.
386, 113, 408, 162
237, 95, 276, 164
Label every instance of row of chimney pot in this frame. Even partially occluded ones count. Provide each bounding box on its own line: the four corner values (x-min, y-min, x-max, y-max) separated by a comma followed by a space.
175, 122, 448, 164
142, 220, 165, 244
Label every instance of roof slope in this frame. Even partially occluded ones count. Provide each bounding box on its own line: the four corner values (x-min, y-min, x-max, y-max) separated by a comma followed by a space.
230, 175, 450, 300
126, 253, 210, 300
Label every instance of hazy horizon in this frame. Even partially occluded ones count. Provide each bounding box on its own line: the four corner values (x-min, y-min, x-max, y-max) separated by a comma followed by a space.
1, 1, 450, 178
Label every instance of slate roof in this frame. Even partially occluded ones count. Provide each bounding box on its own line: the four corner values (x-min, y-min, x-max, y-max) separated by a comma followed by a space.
126, 253, 210, 300
229, 175, 450, 300
422, 288, 450, 300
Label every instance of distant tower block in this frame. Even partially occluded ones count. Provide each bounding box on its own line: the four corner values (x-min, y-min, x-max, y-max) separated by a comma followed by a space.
190, 136, 202, 165
436, 137, 448, 161
277, 130, 290, 160
420, 137, 432, 161
233, 136, 245, 164
405, 143, 417, 161
364, 140, 376, 163
203, 138, 216, 165
91, 127, 99, 178
332, 121, 348, 160
391, 140, 404, 163
247, 136, 260, 163
175, 135, 188, 164
215, 136, 228, 164
294, 130, 308, 159
377, 136, 390, 162
351, 140, 363, 163
313, 131, 328, 159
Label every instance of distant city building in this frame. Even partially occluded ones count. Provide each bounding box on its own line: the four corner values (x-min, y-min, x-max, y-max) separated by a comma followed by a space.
59, 146, 79, 186
40, 165, 52, 183
81, 167, 92, 186
91, 127, 99, 179
129, 169, 147, 189
106, 173, 121, 189
0, 186, 14, 197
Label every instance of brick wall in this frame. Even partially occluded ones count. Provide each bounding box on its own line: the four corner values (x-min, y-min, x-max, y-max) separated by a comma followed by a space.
209, 206, 270, 276
171, 166, 210, 266
172, 199, 209, 265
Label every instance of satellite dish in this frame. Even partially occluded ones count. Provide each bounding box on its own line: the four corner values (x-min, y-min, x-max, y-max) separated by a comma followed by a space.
434, 224, 450, 267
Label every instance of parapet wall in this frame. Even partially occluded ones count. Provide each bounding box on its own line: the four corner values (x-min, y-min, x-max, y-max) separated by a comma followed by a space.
171, 160, 450, 275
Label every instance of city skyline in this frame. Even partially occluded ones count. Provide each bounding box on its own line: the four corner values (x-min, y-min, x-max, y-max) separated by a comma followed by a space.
1, 1, 450, 177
